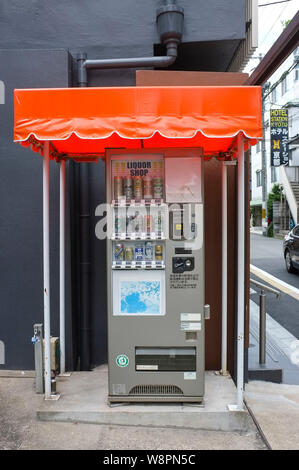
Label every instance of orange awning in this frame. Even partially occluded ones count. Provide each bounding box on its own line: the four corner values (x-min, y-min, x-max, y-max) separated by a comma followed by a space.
14, 86, 262, 160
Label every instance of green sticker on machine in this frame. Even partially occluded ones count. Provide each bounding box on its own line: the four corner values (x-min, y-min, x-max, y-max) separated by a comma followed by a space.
116, 354, 129, 367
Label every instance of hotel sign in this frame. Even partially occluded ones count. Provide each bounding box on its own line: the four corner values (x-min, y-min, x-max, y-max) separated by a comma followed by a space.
270, 109, 289, 166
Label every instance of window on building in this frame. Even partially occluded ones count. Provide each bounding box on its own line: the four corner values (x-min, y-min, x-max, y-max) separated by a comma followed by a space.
256, 170, 262, 187
281, 76, 288, 95
256, 141, 261, 153
271, 88, 277, 102
271, 166, 278, 183
295, 69, 299, 81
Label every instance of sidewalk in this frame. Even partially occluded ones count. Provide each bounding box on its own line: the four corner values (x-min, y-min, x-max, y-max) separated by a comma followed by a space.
250, 226, 263, 235
246, 284, 299, 449
249, 298, 299, 384
245, 381, 299, 450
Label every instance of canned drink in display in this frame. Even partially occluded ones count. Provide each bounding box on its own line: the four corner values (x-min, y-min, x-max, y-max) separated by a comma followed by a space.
145, 241, 153, 261
125, 247, 134, 261
124, 176, 133, 200
135, 243, 144, 261
134, 176, 143, 200
114, 176, 123, 200
144, 214, 153, 233
143, 176, 152, 199
155, 244, 163, 261
114, 243, 124, 261
152, 177, 163, 200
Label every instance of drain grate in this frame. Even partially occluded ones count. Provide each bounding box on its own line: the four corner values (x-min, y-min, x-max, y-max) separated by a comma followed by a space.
129, 384, 183, 395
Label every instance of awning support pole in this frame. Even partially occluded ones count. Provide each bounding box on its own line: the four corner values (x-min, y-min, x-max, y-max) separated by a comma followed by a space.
59, 159, 66, 374
43, 141, 51, 399
221, 160, 228, 374
236, 133, 245, 409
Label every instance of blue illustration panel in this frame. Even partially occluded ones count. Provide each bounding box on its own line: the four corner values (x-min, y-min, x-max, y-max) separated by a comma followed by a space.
120, 280, 161, 315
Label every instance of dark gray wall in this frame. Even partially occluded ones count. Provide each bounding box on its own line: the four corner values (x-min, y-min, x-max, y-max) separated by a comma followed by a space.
0, 0, 245, 74
0, 1, 245, 48
0, 0, 246, 370
0, 50, 72, 369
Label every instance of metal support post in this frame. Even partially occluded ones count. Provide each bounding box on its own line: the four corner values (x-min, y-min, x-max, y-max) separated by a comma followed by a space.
250, 278, 280, 366
236, 133, 245, 410
228, 135, 245, 412
221, 161, 228, 374
259, 290, 266, 365
59, 159, 66, 374
43, 141, 51, 399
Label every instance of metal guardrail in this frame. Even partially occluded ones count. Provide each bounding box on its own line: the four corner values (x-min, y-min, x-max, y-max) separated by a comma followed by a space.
250, 278, 281, 365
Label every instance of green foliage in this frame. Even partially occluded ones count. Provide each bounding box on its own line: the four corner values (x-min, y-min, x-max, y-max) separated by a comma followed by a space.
281, 19, 291, 30
267, 183, 284, 227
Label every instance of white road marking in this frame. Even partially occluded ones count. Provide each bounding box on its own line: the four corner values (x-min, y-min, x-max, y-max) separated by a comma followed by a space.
250, 264, 299, 301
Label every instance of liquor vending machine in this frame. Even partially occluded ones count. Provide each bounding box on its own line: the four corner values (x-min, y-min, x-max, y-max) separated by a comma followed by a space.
106, 148, 206, 403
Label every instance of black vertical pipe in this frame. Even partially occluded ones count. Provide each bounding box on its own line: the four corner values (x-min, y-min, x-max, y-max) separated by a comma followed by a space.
79, 163, 91, 370
77, 52, 91, 371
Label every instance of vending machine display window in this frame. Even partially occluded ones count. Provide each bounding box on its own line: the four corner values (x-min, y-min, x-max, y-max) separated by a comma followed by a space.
111, 154, 165, 203
112, 270, 166, 316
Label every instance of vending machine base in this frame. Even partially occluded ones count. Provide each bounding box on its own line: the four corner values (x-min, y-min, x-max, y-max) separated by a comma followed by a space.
108, 395, 203, 404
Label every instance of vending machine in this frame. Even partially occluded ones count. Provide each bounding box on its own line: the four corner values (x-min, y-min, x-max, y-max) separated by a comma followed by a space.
106, 148, 205, 403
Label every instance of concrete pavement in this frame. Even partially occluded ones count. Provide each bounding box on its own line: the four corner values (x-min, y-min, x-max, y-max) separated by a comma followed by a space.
37, 367, 252, 433
245, 381, 299, 450
0, 374, 266, 450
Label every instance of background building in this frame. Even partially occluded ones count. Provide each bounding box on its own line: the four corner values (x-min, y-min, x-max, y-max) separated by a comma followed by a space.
248, 1, 299, 233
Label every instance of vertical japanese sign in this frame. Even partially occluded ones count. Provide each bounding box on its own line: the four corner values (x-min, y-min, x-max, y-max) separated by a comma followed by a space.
270, 109, 289, 166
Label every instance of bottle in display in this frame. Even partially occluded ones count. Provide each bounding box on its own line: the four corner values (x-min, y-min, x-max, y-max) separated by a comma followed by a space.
155, 211, 162, 233
145, 241, 153, 261
143, 176, 152, 200
135, 243, 144, 261
114, 243, 124, 261
114, 176, 123, 200
115, 214, 122, 234
155, 244, 163, 261
124, 176, 133, 201
152, 177, 163, 200
134, 211, 144, 234
126, 214, 134, 235
134, 176, 143, 200
144, 214, 153, 233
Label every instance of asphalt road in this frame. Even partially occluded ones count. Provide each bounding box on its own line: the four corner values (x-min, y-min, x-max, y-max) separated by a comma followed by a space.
250, 233, 299, 340
250, 233, 299, 289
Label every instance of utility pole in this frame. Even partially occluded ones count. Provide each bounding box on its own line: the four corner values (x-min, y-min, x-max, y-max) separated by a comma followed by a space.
261, 82, 270, 236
